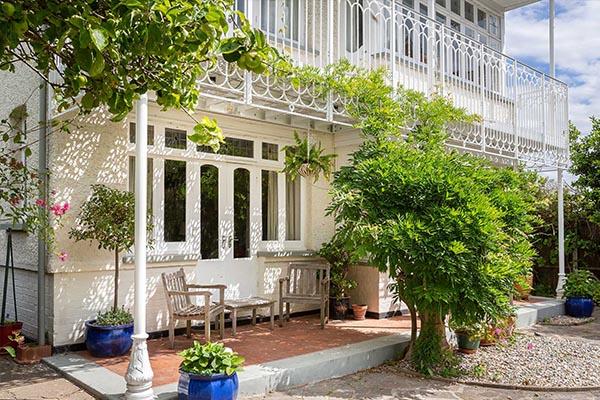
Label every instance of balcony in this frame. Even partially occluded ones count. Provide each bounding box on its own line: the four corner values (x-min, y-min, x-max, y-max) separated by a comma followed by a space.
199, 0, 569, 167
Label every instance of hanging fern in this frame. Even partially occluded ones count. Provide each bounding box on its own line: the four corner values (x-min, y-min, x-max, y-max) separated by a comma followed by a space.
282, 131, 337, 183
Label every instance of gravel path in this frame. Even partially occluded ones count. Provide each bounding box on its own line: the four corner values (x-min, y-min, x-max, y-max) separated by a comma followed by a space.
458, 332, 600, 387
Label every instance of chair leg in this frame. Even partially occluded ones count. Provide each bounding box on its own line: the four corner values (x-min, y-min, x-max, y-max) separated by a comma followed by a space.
286, 302, 290, 322
204, 313, 211, 343
320, 302, 325, 329
186, 320, 191, 338
169, 320, 175, 349
278, 300, 284, 327
220, 312, 225, 339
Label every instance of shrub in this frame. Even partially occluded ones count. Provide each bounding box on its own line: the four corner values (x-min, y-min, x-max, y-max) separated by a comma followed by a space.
179, 342, 244, 376
318, 236, 358, 299
563, 269, 600, 300
95, 307, 133, 326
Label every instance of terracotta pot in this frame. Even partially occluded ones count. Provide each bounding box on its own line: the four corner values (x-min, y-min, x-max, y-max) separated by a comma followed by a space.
514, 274, 533, 300
15, 344, 52, 364
351, 304, 368, 320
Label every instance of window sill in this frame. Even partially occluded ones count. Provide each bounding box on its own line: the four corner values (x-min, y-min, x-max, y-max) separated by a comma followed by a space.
122, 253, 200, 266
256, 250, 317, 259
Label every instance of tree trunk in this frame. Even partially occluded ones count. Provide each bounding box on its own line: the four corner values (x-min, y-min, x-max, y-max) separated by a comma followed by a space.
418, 309, 448, 348
408, 301, 418, 345
113, 249, 119, 312
411, 308, 449, 371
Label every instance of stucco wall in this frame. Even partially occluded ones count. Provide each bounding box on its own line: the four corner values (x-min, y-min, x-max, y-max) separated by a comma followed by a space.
46, 103, 336, 346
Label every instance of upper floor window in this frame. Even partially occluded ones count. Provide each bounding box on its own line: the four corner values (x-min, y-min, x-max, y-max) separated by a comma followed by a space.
262, 142, 279, 161
436, 0, 446, 8
477, 9, 487, 29
464, 1, 474, 22
345, 0, 364, 52
198, 137, 254, 158
451, 0, 460, 15
165, 128, 187, 150
260, 0, 302, 42
129, 122, 155, 145
488, 14, 499, 37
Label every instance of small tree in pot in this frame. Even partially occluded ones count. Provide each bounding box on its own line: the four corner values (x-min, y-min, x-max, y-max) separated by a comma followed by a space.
318, 236, 358, 320
69, 184, 152, 357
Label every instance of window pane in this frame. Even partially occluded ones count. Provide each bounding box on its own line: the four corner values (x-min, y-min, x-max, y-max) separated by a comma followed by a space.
128, 156, 154, 214
286, 175, 301, 240
200, 165, 219, 259
234, 168, 250, 258
477, 9, 487, 29
262, 170, 278, 241
165, 128, 187, 150
164, 160, 186, 242
464, 1, 474, 22
451, 0, 460, 15
489, 15, 498, 36
450, 20, 460, 32
198, 137, 254, 158
129, 122, 154, 145
262, 142, 279, 161
436, 0, 446, 8
436, 12, 446, 24
402, 0, 414, 8
345, 0, 364, 52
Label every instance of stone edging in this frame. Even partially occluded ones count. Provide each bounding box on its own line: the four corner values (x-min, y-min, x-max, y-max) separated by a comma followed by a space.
395, 367, 600, 393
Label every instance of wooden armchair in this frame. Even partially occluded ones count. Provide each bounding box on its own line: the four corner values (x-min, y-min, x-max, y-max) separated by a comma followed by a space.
161, 268, 226, 348
278, 262, 330, 328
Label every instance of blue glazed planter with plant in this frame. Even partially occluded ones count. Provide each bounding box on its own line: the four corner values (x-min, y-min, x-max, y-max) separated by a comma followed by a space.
450, 320, 484, 354
563, 270, 599, 318
85, 309, 134, 357
178, 341, 244, 400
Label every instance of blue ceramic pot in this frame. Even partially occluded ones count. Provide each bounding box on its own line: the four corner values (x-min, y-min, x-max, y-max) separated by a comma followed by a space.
85, 320, 133, 357
178, 370, 239, 400
565, 297, 595, 318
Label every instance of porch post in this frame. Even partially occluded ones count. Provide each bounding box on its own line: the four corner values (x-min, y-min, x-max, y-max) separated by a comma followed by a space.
556, 168, 566, 296
427, 0, 435, 93
125, 92, 155, 400
549, 0, 555, 78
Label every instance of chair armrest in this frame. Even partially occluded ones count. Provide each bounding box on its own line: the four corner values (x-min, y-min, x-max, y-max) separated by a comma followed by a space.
278, 277, 290, 283
278, 276, 289, 299
167, 290, 212, 297
187, 284, 227, 289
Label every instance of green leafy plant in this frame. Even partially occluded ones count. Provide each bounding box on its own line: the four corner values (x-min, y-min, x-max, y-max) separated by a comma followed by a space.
449, 321, 486, 341
179, 341, 244, 376
69, 184, 153, 317
2, 330, 24, 358
571, 118, 600, 224
318, 236, 358, 299
95, 307, 133, 327
563, 269, 600, 300
282, 131, 336, 183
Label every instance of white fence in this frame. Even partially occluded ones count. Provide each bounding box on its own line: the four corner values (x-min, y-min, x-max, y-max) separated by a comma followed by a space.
199, 0, 569, 167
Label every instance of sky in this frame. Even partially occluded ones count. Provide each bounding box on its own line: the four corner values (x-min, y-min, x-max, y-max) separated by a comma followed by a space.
505, 0, 600, 134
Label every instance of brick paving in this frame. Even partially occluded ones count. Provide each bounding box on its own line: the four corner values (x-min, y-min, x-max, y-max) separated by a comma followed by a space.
82, 314, 413, 387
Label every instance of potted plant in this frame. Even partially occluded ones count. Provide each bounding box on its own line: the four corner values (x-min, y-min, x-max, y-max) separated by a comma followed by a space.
450, 321, 484, 354
282, 131, 336, 182
178, 341, 245, 400
351, 304, 368, 320
318, 237, 358, 320
563, 269, 599, 318
69, 184, 152, 357
2, 329, 51, 364
514, 273, 533, 300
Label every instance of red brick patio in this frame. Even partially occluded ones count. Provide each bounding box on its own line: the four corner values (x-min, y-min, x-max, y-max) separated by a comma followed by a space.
81, 315, 413, 387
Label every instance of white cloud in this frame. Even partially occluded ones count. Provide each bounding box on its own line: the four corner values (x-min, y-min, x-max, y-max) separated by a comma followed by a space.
505, 0, 600, 133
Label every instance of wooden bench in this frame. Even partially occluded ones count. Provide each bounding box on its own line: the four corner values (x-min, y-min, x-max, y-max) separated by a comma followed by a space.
279, 262, 330, 328
223, 297, 275, 336
161, 268, 226, 348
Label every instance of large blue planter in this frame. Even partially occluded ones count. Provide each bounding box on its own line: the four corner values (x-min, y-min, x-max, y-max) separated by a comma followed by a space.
565, 297, 595, 318
85, 320, 133, 357
178, 370, 239, 400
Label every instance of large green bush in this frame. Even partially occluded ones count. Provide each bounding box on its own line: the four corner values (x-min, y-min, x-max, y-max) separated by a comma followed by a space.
299, 61, 539, 373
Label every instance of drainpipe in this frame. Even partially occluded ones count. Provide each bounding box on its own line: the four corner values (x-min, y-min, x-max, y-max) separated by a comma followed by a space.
37, 78, 48, 345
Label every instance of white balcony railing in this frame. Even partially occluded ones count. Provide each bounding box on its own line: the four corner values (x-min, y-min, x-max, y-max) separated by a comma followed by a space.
199, 0, 569, 167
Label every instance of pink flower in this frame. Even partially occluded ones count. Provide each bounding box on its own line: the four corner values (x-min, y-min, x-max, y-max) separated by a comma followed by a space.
526, 342, 534, 350
35, 198, 46, 207
494, 327, 502, 337
57, 251, 68, 262
50, 202, 69, 216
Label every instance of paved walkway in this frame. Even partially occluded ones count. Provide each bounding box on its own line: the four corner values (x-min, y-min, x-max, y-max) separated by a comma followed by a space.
0, 356, 93, 400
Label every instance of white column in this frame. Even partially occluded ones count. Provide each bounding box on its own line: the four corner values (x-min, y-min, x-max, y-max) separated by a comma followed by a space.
556, 168, 566, 296
549, 0, 555, 78
125, 92, 155, 400
426, 0, 436, 93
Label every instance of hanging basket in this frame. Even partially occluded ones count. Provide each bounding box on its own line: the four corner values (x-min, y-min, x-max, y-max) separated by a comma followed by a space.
298, 163, 312, 178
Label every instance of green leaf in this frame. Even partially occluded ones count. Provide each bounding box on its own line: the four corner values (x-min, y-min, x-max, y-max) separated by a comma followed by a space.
88, 52, 105, 77
3, 346, 16, 358
90, 28, 108, 51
